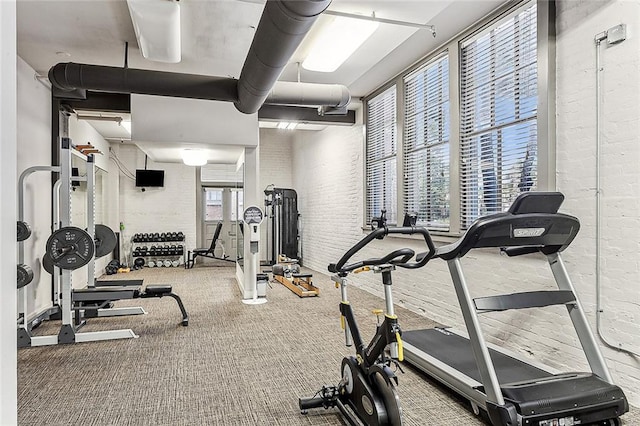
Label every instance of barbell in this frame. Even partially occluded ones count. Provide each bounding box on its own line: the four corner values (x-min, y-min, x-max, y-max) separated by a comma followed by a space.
43, 224, 117, 273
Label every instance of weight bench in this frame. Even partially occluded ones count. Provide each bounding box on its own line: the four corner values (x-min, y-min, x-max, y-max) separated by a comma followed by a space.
72, 285, 189, 326
186, 222, 234, 268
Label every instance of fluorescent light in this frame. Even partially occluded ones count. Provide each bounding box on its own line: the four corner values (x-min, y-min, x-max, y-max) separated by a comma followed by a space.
286, 122, 297, 130
302, 17, 378, 73
277, 122, 290, 129
127, 0, 181, 63
182, 149, 207, 166
121, 120, 131, 134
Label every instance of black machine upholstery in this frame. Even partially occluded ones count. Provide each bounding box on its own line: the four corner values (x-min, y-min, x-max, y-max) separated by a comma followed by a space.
193, 222, 223, 256
187, 222, 233, 268
436, 192, 580, 261
72, 283, 189, 326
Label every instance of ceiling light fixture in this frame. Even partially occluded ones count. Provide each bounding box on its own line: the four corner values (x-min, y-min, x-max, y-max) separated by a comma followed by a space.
302, 16, 379, 73
127, 0, 181, 63
182, 149, 207, 166
277, 122, 290, 129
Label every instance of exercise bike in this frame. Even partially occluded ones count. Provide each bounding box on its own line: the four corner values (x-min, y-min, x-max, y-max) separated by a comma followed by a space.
299, 211, 435, 426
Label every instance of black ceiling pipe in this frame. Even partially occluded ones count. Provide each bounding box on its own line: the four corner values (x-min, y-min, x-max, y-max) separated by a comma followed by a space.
48, 63, 239, 102
235, 0, 331, 114
49, 0, 331, 114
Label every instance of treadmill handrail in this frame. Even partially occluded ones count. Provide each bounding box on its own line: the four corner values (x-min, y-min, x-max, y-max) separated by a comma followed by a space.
436, 212, 580, 260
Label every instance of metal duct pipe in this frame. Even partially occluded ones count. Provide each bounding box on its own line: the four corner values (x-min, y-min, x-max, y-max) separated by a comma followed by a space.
266, 81, 350, 109
48, 62, 238, 102
235, 0, 331, 114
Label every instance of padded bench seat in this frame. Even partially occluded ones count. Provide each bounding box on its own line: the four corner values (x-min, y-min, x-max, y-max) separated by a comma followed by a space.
144, 285, 172, 295
292, 273, 312, 279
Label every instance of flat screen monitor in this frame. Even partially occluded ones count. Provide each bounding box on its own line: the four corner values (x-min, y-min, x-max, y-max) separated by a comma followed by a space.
135, 169, 165, 187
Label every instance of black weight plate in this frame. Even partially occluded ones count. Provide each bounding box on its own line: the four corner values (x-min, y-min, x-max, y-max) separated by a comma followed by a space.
46, 226, 94, 270
42, 252, 54, 274
94, 224, 117, 258
17, 264, 34, 288
17, 221, 32, 242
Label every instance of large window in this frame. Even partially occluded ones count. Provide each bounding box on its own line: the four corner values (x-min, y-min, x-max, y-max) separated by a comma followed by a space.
365, 86, 397, 224
403, 55, 450, 230
460, 4, 538, 229
364, 1, 543, 234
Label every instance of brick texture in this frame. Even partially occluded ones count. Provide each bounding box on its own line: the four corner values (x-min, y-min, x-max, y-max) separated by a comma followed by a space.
287, 1, 640, 406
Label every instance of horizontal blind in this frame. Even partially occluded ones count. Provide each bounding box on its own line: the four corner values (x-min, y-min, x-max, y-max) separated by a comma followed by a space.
460, 3, 537, 229
366, 86, 397, 224
403, 54, 450, 230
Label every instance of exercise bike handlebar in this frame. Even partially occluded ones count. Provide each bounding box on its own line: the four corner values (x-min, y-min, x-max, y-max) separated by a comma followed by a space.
328, 226, 436, 275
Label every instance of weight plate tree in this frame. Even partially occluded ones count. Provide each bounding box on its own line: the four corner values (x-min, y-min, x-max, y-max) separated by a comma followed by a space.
46, 226, 95, 270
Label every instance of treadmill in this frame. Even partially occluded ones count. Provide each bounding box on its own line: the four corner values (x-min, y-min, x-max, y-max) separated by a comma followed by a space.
402, 192, 628, 426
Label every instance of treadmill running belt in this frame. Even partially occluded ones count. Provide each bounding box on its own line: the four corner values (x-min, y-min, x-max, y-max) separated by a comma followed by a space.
403, 328, 552, 385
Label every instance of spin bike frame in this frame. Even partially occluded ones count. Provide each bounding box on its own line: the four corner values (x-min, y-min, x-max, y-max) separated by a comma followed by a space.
328, 225, 436, 367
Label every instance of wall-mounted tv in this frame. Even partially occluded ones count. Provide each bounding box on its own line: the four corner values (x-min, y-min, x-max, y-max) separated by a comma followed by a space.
135, 169, 165, 187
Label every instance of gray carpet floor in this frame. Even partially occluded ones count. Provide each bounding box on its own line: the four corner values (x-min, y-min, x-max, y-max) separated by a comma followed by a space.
18, 265, 638, 425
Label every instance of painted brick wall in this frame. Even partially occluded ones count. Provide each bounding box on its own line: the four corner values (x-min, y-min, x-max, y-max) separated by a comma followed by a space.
555, 0, 640, 402
16, 56, 52, 314
291, 1, 640, 405
259, 129, 293, 262
114, 144, 197, 267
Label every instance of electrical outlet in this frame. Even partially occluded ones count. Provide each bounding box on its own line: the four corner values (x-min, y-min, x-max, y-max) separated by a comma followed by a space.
607, 24, 626, 45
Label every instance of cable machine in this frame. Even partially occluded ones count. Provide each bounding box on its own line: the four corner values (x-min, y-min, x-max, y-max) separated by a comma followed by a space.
264, 187, 300, 265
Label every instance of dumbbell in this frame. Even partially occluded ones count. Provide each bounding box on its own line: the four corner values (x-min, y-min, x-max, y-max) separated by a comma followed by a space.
160, 232, 167, 241
171, 260, 180, 267
177, 232, 184, 241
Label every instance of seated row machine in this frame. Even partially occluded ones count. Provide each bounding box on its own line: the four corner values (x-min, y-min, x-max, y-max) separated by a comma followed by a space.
271, 256, 319, 297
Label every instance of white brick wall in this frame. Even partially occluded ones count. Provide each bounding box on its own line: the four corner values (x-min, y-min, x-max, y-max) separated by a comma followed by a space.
114, 144, 197, 267
289, 1, 640, 406
259, 129, 294, 262
17, 56, 52, 314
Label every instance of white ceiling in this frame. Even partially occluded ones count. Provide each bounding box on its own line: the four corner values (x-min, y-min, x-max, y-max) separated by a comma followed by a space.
17, 0, 508, 163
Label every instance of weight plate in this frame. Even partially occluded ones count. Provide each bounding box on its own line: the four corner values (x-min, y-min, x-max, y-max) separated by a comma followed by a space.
42, 252, 54, 274
46, 226, 94, 270
17, 264, 34, 288
17, 221, 32, 242
94, 224, 117, 258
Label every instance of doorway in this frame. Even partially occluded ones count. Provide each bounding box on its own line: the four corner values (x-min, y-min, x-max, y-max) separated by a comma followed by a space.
202, 187, 243, 260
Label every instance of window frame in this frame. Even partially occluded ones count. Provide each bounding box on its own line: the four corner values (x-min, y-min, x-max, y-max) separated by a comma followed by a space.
362, 0, 554, 238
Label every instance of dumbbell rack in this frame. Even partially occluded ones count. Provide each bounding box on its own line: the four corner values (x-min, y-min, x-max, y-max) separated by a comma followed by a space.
131, 233, 186, 268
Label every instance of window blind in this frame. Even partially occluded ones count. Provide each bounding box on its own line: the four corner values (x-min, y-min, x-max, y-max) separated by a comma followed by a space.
366, 86, 397, 224
460, 3, 537, 229
403, 54, 450, 230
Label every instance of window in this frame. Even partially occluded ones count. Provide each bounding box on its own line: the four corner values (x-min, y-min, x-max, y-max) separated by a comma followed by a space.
403, 55, 450, 230
365, 86, 397, 224
363, 0, 543, 235
205, 188, 223, 221
459, 4, 538, 229
231, 189, 244, 221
